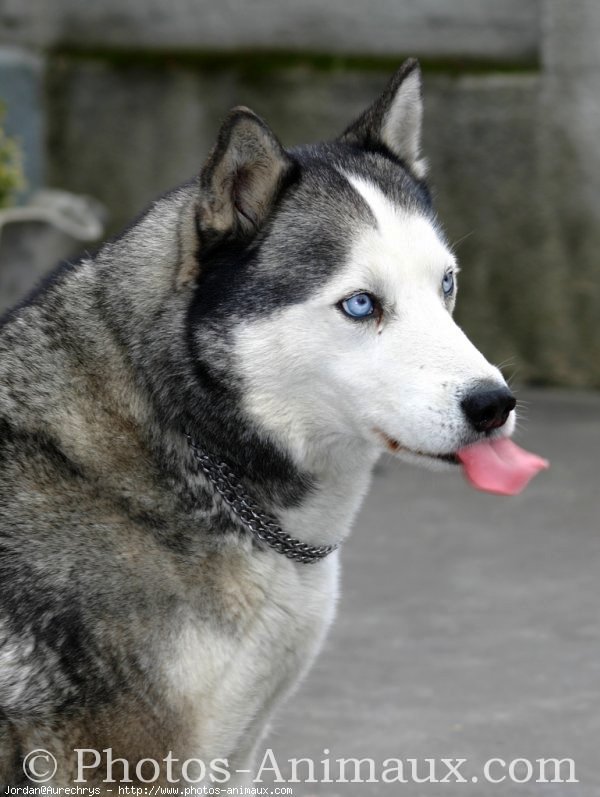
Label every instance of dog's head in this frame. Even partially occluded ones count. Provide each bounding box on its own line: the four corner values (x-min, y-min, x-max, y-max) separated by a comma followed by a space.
182, 59, 515, 471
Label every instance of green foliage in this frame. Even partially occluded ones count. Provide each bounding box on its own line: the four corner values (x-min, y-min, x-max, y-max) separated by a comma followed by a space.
0, 104, 25, 209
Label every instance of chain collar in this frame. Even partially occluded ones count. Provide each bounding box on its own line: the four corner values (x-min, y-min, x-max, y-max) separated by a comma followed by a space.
186, 435, 338, 564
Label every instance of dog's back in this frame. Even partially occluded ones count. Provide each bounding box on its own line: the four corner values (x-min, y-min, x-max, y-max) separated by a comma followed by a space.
0, 258, 186, 782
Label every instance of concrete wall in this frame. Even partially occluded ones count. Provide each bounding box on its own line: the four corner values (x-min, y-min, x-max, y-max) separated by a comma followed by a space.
0, 0, 540, 60
1, 1, 599, 388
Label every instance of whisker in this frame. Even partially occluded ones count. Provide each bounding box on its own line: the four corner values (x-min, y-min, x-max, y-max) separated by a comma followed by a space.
495, 356, 518, 371
504, 367, 522, 387
513, 417, 529, 433
449, 230, 475, 253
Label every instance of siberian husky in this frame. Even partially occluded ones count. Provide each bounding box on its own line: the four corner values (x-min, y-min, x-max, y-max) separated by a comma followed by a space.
1, 59, 545, 789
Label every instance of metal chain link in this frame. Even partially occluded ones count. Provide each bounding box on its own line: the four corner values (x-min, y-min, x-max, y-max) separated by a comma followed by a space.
186, 435, 338, 564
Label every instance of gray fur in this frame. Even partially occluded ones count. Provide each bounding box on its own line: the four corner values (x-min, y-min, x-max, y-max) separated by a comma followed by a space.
0, 60, 433, 788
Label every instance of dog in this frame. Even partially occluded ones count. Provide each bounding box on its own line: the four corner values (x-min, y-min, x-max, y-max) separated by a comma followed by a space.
0, 59, 517, 789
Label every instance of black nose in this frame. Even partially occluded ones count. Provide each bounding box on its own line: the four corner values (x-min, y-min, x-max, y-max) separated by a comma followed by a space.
461, 386, 516, 433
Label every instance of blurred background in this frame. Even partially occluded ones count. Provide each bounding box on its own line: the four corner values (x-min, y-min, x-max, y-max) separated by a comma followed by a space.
1, 2, 600, 795
1, 0, 599, 388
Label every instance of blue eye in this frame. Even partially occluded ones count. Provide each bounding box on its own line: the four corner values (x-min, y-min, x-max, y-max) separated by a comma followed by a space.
442, 271, 455, 297
341, 292, 376, 319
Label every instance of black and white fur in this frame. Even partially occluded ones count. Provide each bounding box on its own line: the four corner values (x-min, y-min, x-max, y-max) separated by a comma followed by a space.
0, 59, 514, 789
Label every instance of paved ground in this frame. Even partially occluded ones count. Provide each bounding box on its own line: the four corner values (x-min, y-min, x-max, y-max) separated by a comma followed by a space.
260, 390, 600, 796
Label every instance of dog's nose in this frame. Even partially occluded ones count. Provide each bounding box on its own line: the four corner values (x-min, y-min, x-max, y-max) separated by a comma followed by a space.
461, 386, 516, 433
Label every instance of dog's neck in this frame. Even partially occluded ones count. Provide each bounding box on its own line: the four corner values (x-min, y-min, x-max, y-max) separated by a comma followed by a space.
280, 447, 381, 549
176, 424, 380, 552
283, 436, 382, 548
197, 431, 380, 550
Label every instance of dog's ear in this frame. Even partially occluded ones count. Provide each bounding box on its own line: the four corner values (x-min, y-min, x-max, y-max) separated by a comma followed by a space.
198, 107, 293, 241
340, 58, 426, 178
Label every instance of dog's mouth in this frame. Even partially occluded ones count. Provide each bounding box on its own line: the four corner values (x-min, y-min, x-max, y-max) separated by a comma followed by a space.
373, 428, 459, 465
373, 426, 550, 496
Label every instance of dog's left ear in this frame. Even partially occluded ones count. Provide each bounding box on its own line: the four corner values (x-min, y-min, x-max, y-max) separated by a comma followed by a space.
198, 106, 293, 241
340, 58, 426, 179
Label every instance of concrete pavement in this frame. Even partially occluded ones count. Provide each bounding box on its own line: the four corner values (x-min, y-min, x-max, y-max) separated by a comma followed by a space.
261, 389, 600, 796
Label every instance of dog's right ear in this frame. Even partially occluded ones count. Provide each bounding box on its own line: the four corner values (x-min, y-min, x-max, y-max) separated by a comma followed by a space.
197, 107, 293, 243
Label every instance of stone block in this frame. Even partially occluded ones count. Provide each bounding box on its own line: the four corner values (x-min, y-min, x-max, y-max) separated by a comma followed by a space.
1, 0, 540, 62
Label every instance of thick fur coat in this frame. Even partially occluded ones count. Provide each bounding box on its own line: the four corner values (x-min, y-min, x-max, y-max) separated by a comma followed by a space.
0, 60, 513, 789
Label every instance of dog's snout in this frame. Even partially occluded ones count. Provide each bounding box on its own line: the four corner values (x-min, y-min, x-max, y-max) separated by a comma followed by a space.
461, 386, 516, 433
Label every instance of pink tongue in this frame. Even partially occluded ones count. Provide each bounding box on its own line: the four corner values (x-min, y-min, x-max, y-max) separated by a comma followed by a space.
457, 438, 549, 496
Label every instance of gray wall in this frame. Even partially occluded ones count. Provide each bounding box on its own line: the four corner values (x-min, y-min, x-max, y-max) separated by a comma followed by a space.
1, 0, 599, 388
